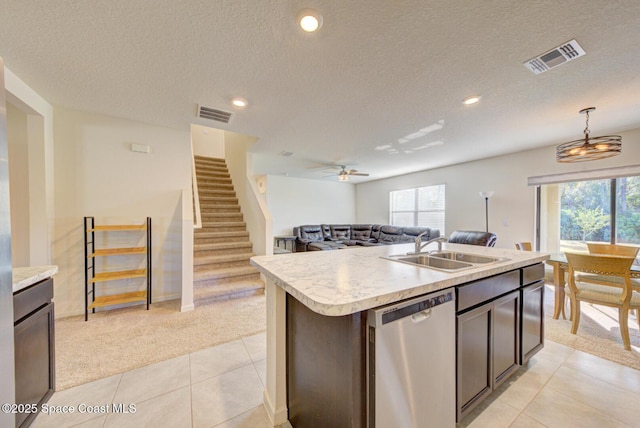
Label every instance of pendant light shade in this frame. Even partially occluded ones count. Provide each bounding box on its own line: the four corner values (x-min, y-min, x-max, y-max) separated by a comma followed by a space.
556, 107, 621, 163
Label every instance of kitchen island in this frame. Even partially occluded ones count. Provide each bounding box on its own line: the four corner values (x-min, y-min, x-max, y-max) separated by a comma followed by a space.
251, 243, 548, 427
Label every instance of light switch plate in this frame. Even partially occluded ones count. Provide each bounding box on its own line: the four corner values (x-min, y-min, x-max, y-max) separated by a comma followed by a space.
131, 143, 150, 153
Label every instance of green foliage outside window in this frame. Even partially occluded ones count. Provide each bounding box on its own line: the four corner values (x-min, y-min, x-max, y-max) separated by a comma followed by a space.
560, 176, 640, 245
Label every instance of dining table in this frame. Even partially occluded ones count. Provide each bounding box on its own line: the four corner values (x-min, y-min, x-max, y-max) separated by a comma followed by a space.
545, 252, 640, 319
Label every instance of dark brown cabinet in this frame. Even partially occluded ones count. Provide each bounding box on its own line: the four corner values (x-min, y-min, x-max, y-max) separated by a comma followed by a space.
520, 265, 545, 364
456, 263, 545, 421
492, 290, 520, 385
286, 294, 366, 428
13, 278, 55, 428
456, 301, 492, 418
456, 287, 520, 421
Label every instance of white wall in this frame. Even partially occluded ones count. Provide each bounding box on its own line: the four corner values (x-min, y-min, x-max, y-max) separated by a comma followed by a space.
191, 124, 224, 158
52, 107, 192, 317
356, 127, 640, 249
6, 103, 29, 266
224, 131, 267, 254
267, 175, 357, 236
5, 66, 54, 266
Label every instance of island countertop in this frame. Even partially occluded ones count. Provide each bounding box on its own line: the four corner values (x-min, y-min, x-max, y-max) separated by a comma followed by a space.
13, 265, 59, 293
250, 243, 548, 316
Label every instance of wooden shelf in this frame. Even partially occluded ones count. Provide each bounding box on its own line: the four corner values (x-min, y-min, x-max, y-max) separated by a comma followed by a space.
88, 291, 147, 309
84, 216, 152, 321
88, 225, 147, 232
89, 247, 146, 257
90, 269, 147, 283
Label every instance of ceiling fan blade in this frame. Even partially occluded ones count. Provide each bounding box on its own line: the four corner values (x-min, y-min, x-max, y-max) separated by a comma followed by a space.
322, 174, 338, 178
350, 172, 369, 176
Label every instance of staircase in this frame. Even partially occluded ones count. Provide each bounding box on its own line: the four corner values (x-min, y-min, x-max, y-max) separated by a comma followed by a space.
193, 155, 264, 305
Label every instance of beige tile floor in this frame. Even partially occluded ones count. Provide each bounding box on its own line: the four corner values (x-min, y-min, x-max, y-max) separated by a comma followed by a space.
30, 333, 640, 428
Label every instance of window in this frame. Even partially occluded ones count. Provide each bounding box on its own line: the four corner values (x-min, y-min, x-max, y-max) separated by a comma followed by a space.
538, 175, 640, 254
390, 185, 445, 233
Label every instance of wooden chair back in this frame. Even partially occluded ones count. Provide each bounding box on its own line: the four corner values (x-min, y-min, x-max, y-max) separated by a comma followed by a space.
515, 242, 532, 251
587, 242, 639, 258
566, 252, 635, 298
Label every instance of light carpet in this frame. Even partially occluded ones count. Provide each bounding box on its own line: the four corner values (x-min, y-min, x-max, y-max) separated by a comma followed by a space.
55, 294, 266, 391
543, 284, 640, 370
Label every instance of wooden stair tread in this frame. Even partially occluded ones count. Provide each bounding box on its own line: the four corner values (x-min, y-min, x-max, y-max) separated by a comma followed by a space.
90, 269, 147, 283
88, 291, 147, 309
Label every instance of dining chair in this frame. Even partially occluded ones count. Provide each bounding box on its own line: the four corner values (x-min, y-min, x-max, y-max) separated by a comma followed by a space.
515, 242, 532, 251
565, 252, 640, 351
586, 242, 640, 316
587, 242, 639, 258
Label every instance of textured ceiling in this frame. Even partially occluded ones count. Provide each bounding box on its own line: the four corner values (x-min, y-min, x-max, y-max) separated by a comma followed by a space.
2, 1, 640, 183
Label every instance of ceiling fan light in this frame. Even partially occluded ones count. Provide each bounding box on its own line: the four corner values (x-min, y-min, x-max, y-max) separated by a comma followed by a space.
338, 174, 349, 182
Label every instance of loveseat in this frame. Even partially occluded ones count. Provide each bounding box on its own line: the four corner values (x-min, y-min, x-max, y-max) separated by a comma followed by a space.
293, 224, 441, 251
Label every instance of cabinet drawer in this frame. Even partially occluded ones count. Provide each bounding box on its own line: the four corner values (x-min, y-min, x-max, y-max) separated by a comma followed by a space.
457, 270, 520, 313
521, 263, 544, 286
13, 278, 53, 323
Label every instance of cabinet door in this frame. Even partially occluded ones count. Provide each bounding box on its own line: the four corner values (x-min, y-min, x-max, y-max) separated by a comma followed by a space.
521, 280, 544, 364
492, 290, 520, 388
457, 303, 492, 420
14, 302, 55, 428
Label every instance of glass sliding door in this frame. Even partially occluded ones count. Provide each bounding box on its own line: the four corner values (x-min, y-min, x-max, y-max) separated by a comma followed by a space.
616, 176, 640, 245
539, 175, 639, 254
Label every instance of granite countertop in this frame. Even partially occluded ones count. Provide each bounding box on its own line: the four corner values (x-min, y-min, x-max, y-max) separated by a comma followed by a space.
250, 243, 548, 316
13, 265, 59, 293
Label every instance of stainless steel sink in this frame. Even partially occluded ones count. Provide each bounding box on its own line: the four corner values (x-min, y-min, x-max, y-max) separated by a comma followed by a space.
428, 251, 505, 264
383, 250, 508, 273
385, 255, 474, 272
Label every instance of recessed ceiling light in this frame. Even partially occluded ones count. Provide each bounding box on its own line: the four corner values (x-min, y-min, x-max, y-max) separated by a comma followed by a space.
231, 97, 247, 108
298, 9, 323, 32
462, 95, 481, 105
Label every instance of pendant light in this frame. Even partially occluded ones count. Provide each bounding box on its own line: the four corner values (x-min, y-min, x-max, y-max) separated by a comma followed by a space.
556, 107, 621, 163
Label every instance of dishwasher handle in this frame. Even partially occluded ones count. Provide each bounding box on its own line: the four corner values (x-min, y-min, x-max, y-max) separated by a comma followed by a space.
411, 307, 432, 323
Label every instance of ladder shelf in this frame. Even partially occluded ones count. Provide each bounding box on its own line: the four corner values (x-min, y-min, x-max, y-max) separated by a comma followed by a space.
84, 216, 152, 321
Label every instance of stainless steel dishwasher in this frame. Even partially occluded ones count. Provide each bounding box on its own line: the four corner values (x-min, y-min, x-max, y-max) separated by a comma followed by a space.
367, 290, 456, 428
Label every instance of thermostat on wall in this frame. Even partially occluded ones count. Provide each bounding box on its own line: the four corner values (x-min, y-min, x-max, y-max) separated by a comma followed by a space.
131, 143, 150, 154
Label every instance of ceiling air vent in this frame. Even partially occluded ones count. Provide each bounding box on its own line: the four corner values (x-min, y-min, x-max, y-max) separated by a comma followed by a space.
198, 105, 232, 123
524, 39, 586, 75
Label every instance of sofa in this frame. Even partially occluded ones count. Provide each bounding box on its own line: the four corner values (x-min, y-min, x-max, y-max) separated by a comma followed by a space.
448, 230, 497, 247
293, 224, 441, 251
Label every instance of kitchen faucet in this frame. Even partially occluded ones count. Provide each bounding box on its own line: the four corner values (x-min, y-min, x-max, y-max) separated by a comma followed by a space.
414, 233, 448, 254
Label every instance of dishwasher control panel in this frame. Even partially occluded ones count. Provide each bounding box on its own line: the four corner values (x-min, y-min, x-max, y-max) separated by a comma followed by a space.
378, 290, 454, 325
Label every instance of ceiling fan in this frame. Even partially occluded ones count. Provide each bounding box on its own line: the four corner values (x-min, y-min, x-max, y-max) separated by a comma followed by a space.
323, 165, 370, 181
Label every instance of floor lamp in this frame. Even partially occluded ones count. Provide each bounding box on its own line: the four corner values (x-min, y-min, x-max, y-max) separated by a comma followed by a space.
479, 191, 494, 232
